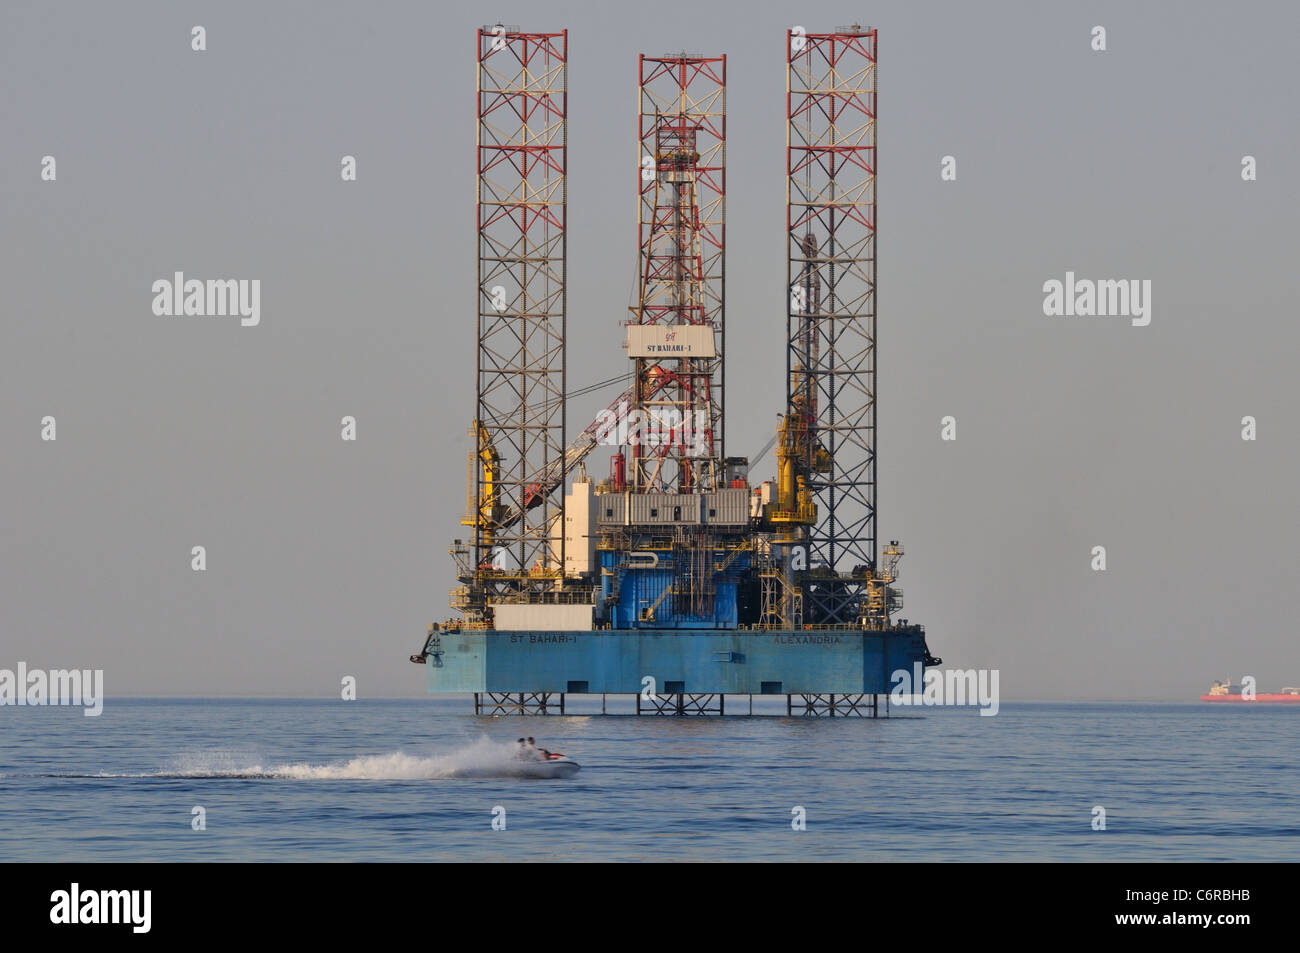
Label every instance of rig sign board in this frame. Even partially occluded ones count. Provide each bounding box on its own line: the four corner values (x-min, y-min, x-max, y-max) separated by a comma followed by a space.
627, 325, 716, 357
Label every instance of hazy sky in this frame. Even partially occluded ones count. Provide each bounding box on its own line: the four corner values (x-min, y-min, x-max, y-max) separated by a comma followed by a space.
2, 0, 1297, 699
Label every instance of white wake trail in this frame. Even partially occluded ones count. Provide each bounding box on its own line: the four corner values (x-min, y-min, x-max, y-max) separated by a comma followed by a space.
155, 737, 550, 780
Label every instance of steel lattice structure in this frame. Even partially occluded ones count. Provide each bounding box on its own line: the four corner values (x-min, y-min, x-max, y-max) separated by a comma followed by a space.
632, 54, 726, 494
787, 28, 877, 624
475, 27, 567, 602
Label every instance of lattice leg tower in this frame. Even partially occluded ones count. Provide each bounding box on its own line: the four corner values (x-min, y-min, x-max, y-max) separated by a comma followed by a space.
473, 27, 568, 609
786, 27, 878, 625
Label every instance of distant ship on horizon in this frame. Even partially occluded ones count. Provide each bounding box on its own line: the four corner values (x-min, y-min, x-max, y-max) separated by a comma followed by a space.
1201, 679, 1300, 703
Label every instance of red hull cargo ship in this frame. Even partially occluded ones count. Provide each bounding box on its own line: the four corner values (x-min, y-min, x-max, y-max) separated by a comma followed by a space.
1201, 680, 1300, 702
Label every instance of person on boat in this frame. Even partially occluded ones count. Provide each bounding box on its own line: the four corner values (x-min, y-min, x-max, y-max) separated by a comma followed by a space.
525, 736, 538, 760
515, 738, 528, 760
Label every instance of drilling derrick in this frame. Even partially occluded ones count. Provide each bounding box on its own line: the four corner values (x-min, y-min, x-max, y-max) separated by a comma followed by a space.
632, 54, 726, 493
588, 52, 747, 633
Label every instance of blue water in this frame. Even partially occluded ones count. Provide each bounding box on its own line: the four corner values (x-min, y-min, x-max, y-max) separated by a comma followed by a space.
1, 699, 1296, 861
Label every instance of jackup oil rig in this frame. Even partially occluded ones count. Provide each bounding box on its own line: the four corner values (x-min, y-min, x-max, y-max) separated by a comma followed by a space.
410, 25, 940, 716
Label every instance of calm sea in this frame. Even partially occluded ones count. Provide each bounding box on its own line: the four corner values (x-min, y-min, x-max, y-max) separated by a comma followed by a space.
1, 698, 1295, 862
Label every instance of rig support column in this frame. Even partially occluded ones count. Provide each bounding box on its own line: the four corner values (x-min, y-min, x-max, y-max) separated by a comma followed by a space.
787, 26, 878, 624
473, 26, 568, 608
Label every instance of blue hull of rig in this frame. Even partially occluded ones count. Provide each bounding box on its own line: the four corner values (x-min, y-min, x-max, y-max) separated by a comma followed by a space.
423, 626, 930, 696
